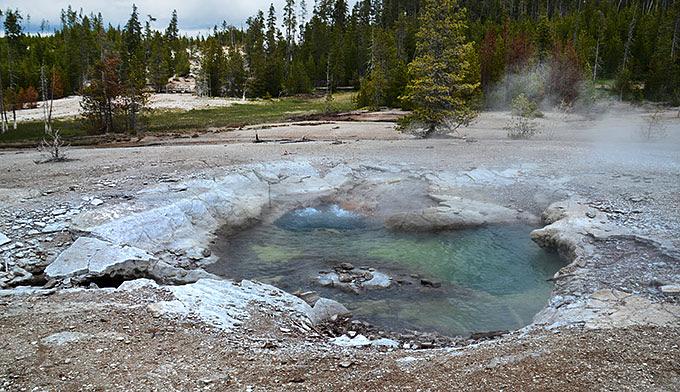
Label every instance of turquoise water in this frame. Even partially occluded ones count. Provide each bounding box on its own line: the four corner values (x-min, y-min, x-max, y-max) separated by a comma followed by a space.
209, 205, 565, 336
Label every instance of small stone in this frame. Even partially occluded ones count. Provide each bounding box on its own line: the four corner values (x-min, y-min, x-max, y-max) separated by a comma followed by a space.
338, 361, 353, 368
338, 273, 353, 283
262, 341, 278, 349
371, 338, 400, 348
330, 334, 371, 347
586, 211, 596, 218
90, 199, 104, 206
201, 248, 212, 258
338, 262, 354, 271
660, 285, 680, 295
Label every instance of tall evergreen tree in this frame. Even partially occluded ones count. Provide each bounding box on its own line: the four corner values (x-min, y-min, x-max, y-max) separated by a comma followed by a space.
264, 4, 284, 96
400, 0, 480, 136
121, 5, 148, 133
3, 9, 25, 129
245, 11, 267, 97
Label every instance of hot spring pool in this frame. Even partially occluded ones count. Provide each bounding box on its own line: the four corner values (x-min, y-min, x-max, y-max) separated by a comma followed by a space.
208, 204, 565, 336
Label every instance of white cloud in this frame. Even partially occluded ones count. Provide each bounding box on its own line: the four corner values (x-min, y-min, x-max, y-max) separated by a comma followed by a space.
3, 0, 356, 36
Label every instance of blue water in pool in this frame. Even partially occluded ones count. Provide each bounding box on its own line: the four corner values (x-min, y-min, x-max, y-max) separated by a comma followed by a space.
209, 205, 565, 336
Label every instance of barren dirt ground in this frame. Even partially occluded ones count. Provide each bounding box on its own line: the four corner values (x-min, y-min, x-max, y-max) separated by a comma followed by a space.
0, 105, 679, 391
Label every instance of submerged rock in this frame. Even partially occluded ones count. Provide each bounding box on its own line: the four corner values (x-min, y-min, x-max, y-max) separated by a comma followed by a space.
363, 272, 392, 289
385, 196, 537, 232
317, 269, 392, 292
420, 278, 442, 288
339, 262, 355, 271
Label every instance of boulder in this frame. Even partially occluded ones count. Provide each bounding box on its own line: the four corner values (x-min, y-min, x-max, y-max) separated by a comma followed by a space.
308, 298, 351, 325
45, 237, 155, 279
149, 279, 313, 330
117, 278, 159, 291
41, 331, 90, 346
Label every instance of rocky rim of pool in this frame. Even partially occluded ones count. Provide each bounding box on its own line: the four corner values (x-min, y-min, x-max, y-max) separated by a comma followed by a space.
40, 159, 680, 347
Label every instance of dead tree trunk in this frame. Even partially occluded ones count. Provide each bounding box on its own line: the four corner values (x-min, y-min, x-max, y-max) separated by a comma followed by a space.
100, 45, 112, 134
620, 11, 637, 100
0, 70, 7, 133
593, 34, 601, 80
672, 12, 679, 59
7, 45, 17, 130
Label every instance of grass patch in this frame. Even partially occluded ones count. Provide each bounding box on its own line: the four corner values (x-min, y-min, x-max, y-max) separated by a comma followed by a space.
0, 92, 356, 144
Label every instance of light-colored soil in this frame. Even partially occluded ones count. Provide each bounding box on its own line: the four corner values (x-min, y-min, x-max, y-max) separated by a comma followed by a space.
0, 104, 679, 391
12, 94, 251, 122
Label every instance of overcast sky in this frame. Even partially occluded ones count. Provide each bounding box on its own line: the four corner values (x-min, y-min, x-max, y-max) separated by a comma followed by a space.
3, 1, 358, 36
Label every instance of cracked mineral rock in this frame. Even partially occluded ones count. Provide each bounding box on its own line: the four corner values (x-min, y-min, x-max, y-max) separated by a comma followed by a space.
45, 237, 155, 279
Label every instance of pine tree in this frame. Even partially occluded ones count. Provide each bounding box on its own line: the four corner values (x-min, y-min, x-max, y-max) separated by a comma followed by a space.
165, 10, 180, 76
121, 5, 148, 133
264, 4, 284, 96
225, 48, 247, 97
400, 0, 480, 136
200, 37, 225, 97
3, 9, 25, 130
245, 11, 267, 97
356, 28, 406, 108
284, 0, 297, 66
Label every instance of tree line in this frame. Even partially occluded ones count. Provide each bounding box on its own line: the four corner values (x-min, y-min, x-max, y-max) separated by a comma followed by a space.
1, 0, 679, 134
